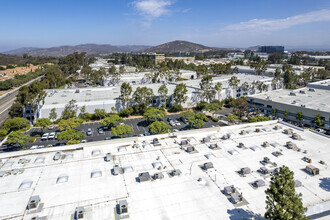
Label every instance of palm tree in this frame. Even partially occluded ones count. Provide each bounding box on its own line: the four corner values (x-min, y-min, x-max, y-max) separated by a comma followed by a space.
214, 82, 223, 101
229, 76, 240, 98
241, 82, 249, 94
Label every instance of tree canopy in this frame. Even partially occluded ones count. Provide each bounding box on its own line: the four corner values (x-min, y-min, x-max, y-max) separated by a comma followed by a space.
5, 131, 29, 147
143, 107, 166, 122
265, 166, 308, 220
111, 124, 133, 138
34, 118, 52, 128
101, 114, 123, 127
173, 83, 188, 105
149, 121, 171, 134
58, 118, 83, 131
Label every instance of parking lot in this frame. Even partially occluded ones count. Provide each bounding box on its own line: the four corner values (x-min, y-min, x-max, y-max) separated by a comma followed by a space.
25, 114, 227, 149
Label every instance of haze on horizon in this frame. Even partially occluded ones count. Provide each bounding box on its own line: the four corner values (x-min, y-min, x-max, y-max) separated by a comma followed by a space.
1, 0, 330, 52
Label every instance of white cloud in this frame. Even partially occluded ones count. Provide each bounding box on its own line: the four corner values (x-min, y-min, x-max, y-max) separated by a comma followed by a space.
133, 0, 173, 27
221, 9, 330, 32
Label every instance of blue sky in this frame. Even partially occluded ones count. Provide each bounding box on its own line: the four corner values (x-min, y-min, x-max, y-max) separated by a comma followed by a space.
0, 0, 330, 51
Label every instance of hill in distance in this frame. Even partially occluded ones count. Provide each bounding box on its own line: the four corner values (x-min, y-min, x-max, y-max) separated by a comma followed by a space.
142, 40, 216, 53
4, 44, 152, 56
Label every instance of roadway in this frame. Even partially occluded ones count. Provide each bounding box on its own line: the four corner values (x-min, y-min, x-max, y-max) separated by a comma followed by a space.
0, 75, 44, 125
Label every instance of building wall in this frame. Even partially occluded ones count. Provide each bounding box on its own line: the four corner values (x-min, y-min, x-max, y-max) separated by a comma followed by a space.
247, 97, 330, 129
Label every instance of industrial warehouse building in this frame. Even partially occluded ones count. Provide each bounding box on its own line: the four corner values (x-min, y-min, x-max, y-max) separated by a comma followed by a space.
247, 79, 330, 129
31, 73, 276, 121
0, 121, 329, 219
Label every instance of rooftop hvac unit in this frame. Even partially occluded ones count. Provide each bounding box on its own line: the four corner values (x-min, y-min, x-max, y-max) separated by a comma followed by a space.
74, 207, 85, 219
289, 92, 296, 96
138, 172, 150, 182
104, 153, 112, 162
292, 133, 302, 140
153, 172, 164, 180
231, 193, 243, 204
309, 88, 315, 92
241, 167, 251, 175
209, 143, 217, 149
53, 152, 61, 161
240, 130, 246, 135
27, 195, 40, 210
112, 165, 121, 175
299, 90, 306, 94
118, 200, 128, 214
306, 165, 319, 176
254, 179, 265, 188
274, 125, 281, 130
263, 141, 270, 148
180, 140, 188, 146
260, 167, 269, 174
203, 137, 211, 143
204, 162, 214, 170
186, 146, 195, 153
224, 185, 235, 195
255, 128, 261, 132
171, 169, 182, 176
263, 157, 270, 163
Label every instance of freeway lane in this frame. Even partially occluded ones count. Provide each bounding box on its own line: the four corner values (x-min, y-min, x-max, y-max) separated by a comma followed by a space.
0, 75, 43, 125
0, 90, 18, 125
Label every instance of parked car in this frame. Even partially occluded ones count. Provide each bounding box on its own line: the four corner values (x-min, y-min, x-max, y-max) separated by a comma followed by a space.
105, 137, 111, 140
98, 128, 104, 134
174, 120, 181, 126
41, 133, 49, 141
103, 126, 109, 130
48, 132, 56, 140
169, 121, 175, 127
86, 128, 92, 136
30, 145, 38, 150
48, 125, 54, 130
81, 140, 87, 143
167, 118, 173, 122
180, 117, 187, 124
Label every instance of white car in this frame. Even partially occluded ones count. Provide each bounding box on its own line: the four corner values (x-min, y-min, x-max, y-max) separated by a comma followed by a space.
48, 132, 56, 140
81, 140, 87, 143
30, 145, 38, 150
98, 128, 104, 134
173, 129, 179, 132
48, 125, 54, 130
169, 121, 175, 127
174, 121, 181, 126
41, 133, 49, 141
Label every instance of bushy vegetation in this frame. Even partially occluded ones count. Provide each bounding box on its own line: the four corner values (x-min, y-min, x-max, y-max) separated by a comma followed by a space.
168, 104, 184, 113
247, 115, 272, 123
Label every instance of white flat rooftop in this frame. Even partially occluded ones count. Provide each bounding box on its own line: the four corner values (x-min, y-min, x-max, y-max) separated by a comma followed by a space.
0, 121, 329, 220
248, 87, 330, 113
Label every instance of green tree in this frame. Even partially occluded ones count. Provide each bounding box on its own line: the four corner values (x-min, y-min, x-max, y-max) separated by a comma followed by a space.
283, 69, 295, 89
225, 115, 239, 123
214, 82, 223, 100
158, 85, 168, 104
133, 86, 154, 105
5, 131, 29, 147
188, 116, 204, 128
200, 75, 216, 102
296, 112, 303, 121
272, 108, 277, 116
49, 108, 58, 122
180, 111, 195, 119
111, 124, 132, 138
57, 129, 84, 143
9, 102, 23, 118
149, 121, 171, 134
120, 83, 132, 107
101, 114, 123, 127
196, 65, 208, 75
58, 118, 83, 131
229, 76, 240, 97
61, 99, 78, 119
173, 83, 188, 105
93, 109, 107, 120
3, 117, 30, 132
265, 166, 308, 220
143, 107, 166, 122
108, 65, 120, 85
34, 118, 52, 129
313, 114, 324, 126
